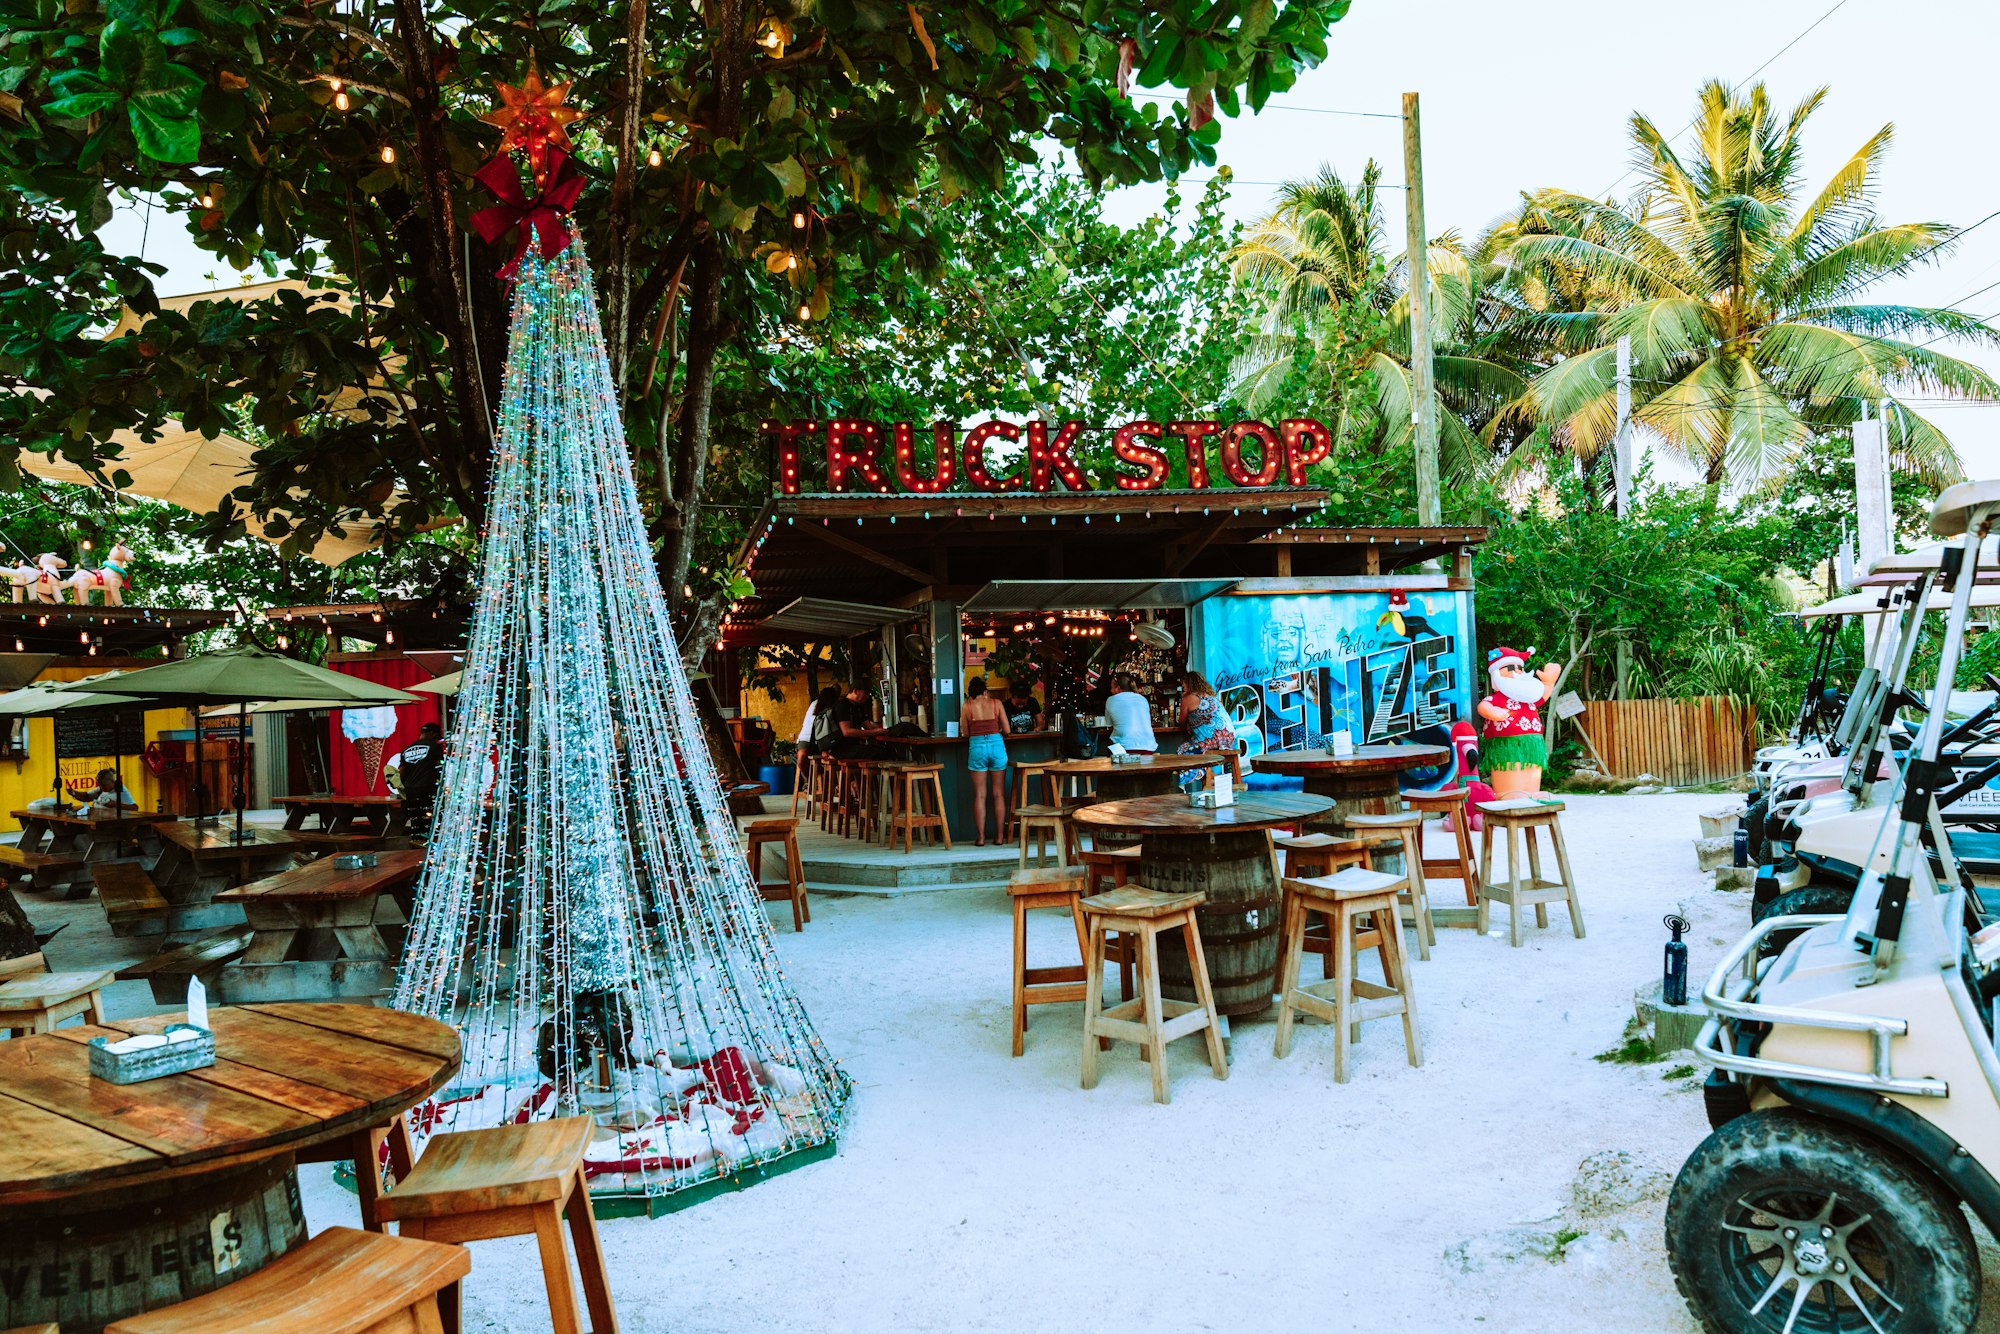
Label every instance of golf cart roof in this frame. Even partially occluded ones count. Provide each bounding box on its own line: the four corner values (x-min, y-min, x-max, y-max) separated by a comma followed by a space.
1799, 586, 2000, 618
1931, 479, 2000, 537
1859, 537, 2000, 584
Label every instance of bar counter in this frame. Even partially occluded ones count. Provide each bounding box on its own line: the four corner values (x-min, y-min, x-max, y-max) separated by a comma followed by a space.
882, 727, 1187, 843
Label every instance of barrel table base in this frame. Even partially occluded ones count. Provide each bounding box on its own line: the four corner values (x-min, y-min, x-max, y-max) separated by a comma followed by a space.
0, 1154, 307, 1333
1136, 829, 1281, 1016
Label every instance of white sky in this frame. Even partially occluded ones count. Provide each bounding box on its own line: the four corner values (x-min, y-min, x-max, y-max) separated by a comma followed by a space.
103, 0, 2000, 475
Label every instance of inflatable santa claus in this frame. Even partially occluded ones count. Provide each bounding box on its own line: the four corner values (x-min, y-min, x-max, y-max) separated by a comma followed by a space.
1476, 646, 1564, 798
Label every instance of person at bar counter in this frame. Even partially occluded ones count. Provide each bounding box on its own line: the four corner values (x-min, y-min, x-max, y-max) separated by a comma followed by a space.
65, 767, 138, 812
798, 685, 838, 754
1004, 681, 1045, 733
961, 676, 1011, 845
1106, 673, 1157, 754
1176, 671, 1238, 786
830, 679, 891, 759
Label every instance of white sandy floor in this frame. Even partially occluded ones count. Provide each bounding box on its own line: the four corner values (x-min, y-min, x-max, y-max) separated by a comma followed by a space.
296, 791, 2000, 1331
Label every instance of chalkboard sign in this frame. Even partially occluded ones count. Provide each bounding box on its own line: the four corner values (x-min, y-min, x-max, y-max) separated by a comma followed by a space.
54, 709, 146, 760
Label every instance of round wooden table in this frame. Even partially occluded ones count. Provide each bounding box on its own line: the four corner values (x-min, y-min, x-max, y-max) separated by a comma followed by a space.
0, 1002, 459, 1333
1252, 744, 1453, 871
1043, 754, 1218, 804
1073, 792, 1333, 1017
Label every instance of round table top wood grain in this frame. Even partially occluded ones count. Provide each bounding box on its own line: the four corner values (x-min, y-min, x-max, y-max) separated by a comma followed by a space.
1251, 744, 1452, 777
0, 1002, 460, 1206
1043, 754, 1218, 775
1070, 791, 1333, 833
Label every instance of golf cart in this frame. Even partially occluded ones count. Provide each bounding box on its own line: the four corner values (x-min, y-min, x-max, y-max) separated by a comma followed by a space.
1668, 480, 2000, 1333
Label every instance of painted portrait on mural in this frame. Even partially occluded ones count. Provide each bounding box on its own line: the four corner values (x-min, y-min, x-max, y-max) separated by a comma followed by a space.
1197, 591, 1478, 790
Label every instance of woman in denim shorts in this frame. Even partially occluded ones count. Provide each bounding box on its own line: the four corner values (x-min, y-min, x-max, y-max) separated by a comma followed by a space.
962, 676, 1012, 845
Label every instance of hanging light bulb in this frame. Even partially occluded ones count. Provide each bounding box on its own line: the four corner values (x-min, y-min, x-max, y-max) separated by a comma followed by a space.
797, 303, 810, 321
380, 144, 396, 164
791, 211, 807, 230
199, 192, 214, 209
334, 89, 351, 111
647, 146, 662, 168
785, 254, 798, 270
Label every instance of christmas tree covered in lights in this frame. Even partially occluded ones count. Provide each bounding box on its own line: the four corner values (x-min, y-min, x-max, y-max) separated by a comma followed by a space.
393, 80, 848, 1196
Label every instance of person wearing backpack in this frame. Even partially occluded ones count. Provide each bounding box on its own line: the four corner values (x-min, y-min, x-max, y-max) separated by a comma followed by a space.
799, 686, 840, 756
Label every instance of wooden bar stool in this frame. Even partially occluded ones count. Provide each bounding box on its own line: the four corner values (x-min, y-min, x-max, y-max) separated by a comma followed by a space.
1344, 812, 1437, 960
1272, 834, 1382, 977
376, 1116, 617, 1334
1079, 886, 1229, 1104
1080, 846, 1143, 1000
1405, 785, 1480, 908
790, 751, 818, 821
816, 754, 841, 832
0, 951, 110, 1037
1008, 866, 1090, 1056
1274, 869, 1423, 1082
1016, 804, 1079, 869
104, 1226, 470, 1334
296, 1110, 418, 1233
1477, 799, 1586, 947
888, 763, 953, 852
745, 817, 810, 931
1013, 760, 1058, 814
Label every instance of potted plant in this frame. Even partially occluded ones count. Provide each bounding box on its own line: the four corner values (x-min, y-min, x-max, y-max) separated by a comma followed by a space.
760, 740, 797, 798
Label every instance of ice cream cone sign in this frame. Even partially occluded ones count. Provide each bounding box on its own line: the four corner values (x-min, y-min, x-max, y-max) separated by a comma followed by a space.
342, 706, 399, 792
1476, 646, 1564, 798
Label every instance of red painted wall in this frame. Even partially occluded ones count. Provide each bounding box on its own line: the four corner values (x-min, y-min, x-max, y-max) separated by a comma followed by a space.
325, 656, 442, 797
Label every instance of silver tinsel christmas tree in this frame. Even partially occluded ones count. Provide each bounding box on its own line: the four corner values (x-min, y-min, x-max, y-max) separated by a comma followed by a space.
392, 235, 849, 1199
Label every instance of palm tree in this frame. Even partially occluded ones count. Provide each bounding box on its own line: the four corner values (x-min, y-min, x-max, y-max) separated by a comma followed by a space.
1494, 80, 2000, 486
1229, 162, 1523, 483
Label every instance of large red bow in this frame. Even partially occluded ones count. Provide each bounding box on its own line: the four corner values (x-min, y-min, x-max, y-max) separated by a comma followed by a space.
471, 146, 585, 280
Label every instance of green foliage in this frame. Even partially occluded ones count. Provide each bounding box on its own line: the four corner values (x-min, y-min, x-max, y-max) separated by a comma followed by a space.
1593, 1017, 1663, 1065
0, 0, 1354, 588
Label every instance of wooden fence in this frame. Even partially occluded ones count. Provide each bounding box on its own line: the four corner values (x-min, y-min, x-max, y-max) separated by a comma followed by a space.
1572, 696, 1757, 786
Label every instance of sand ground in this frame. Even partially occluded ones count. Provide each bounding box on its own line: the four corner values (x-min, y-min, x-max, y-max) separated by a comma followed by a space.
36, 793, 2000, 1331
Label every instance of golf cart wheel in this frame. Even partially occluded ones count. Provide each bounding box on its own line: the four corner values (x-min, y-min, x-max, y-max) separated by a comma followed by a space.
1666, 1110, 1977, 1334
1752, 885, 1853, 958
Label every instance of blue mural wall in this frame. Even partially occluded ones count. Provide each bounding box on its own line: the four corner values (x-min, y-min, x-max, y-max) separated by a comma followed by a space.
1193, 590, 1476, 789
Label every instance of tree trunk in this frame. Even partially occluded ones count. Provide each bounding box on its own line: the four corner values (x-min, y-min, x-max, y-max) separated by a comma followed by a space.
663, 0, 745, 617
0, 885, 39, 960
389, 0, 494, 517
600, 0, 649, 384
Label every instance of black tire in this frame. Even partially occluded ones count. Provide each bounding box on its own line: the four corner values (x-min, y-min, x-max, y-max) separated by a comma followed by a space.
1752, 884, 1854, 957
1666, 1109, 1978, 1334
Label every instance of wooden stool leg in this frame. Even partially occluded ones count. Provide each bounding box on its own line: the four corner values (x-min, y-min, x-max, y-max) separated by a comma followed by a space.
1332, 903, 1357, 1084
1551, 820, 1585, 938
1378, 897, 1423, 1068
532, 1199, 586, 1334
563, 1172, 618, 1334
1080, 922, 1106, 1089
935, 775, 953, 851
1403, 828, 1434, 958
1273, 893, 1305, 1059
788, 832, 808, 928
1139, 927, 1171, 1104
1452, 808, 1478, 906
1526, 826, 1550, 929
1506, 823, 1525, 948
1011, 895, 1030, 1058
1477, 820, 1494, 935
86, 988, 106, 1024
1182, 914, 1228, 1079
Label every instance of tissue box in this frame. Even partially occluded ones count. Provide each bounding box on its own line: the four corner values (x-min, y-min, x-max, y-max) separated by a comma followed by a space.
1188, 789, 1236, 809
88, 1024, 215, 1084
334, 853, 379, 869
1111, 752, 1147, 765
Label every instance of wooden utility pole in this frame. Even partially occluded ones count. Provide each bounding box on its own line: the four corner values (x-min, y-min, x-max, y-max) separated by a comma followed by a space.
1402, 91, 1439, 527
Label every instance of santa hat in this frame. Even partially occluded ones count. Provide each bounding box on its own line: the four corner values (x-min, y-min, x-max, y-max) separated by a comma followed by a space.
1487, 646, 1527, 672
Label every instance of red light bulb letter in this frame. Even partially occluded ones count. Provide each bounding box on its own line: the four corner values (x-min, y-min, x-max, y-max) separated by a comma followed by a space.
963, 420, 1023, 491
1166, 420, 1220, 489
1028, 420, 1089, 492
1112, 421, 1169, 490
1281, 418, 1334, 485
1221, 420, 1282, 487
895, 422, 956, 493
766, 419, 817, 494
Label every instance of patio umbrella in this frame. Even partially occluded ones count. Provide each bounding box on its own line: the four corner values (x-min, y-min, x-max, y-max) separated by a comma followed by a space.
409, 671, 460, 697
62, 647, 418, 841
0, 675, 147, 808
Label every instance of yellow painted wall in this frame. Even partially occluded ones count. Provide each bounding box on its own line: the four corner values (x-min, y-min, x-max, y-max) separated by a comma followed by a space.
0, 663, 187, 830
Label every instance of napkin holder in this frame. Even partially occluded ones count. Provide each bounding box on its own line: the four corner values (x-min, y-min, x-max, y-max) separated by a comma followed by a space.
88, 1024, 215, 1084
334, 852, 379, 869
1188, 788, 1235, 809
1108, 743, 1144, 766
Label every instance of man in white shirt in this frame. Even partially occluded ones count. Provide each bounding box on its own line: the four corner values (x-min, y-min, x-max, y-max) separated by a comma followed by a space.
66, 767, 139, 812
1105, 674, 1157, 754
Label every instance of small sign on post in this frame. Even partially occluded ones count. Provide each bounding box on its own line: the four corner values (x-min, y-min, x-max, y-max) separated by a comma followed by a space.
1553, 691, 1586, 720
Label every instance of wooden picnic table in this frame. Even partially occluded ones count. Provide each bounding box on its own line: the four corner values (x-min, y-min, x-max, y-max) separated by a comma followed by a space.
214, 849, 425, 1003
1072, 791, 1333, 1017
274, 794, 408, 836
0, 1002, 459, 1333
8, 808, 168, 898
147, 822, 315, 935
